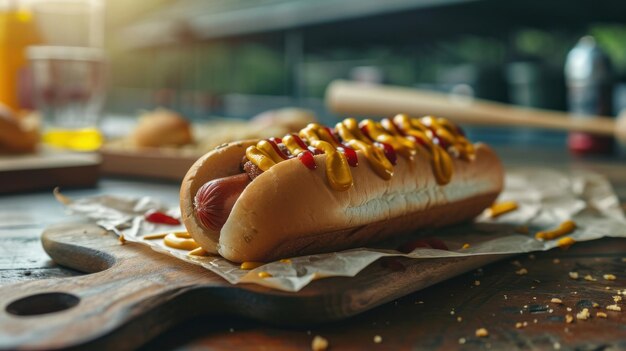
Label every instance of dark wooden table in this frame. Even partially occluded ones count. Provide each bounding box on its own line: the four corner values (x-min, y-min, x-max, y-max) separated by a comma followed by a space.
2, 146, 626, 350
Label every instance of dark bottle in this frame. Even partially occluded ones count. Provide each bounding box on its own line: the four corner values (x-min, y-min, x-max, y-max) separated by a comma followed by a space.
565, 36, 614, 154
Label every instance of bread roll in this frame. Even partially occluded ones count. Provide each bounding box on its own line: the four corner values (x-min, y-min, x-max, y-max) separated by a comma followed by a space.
0, 105, 39, 153
132, 109, 193, 147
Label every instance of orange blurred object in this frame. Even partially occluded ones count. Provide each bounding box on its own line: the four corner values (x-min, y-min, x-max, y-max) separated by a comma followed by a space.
0, 4, 41, 110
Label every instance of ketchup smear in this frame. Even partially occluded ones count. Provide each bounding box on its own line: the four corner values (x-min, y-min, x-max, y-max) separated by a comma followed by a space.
375, 142, 397, 165
267, 139, 289, 160
298, 151, 317, 170
338, 146, 358, 167
145, 210, 180, 225
323, 126, 342, 146
360, 124, 375, 142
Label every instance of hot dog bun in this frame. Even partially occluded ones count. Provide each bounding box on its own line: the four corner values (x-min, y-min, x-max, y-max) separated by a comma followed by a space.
181, 140, 503, 263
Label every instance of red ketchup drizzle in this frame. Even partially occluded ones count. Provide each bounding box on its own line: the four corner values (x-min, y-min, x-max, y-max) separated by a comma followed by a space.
359, 125, 375, 142
269, 137, 282, 144
298, 151, 317, 170
323, 126, 342, 146
375, 142, 397, 165
338, 146, 358, 167
145, 210, 180, 225
267, 139, 289, 160
413, 135, 428, 148
291, 134, 308, 149
393, 120, 407, 136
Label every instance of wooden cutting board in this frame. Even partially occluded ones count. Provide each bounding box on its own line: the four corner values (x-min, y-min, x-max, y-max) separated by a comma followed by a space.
0, 223, 507, 350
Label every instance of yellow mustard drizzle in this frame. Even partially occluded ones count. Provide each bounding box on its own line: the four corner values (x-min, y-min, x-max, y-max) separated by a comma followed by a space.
283, 134, 307, 155
336, 122, 393, 180
310, 139, 353, 191
245, 115, 474, 189
163, 232, 200, 250
360, 119, 417, 159
245, 145, 276, 171
391, 114, 456, 184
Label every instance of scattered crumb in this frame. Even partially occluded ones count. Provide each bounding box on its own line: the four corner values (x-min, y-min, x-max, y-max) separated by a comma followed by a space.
551, 298, 563, 304
474, 280, 481, 286
597, 312, 608, 318
606, 304, 622, 312
569, 272, 579, 280
373, 335, 382, 344
584, 275, 597, 282
450, 310, 455, 315
416, 300, 424, 304
606, 287, 612, 290
533, 319, 538, 324
566, 307, 572, 312
462, 243, 470, 249
511, 260, 522, 267
311, 336, 328, 351
458, 338, 466, 345
531, 286, 536, 290
119, 234, 126, 245
553, 258, 560, 264
549, 309, 554, 313
504, 295, 508, 300
613, 296, 622, 303
554, 342, 561, 350
603, 274, 617, 281
457, 316, 462, 322
592, 302, 599, 308
565, 314, 574, 323
576, 308, 590, 320
515, 322, 524, 329
533, 297, 537, 300
475, 328, 489, 338
516, 268, 528, 275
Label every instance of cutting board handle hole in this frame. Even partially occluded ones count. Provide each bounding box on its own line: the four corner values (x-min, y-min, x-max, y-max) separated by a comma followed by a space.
5, 292, 80, 316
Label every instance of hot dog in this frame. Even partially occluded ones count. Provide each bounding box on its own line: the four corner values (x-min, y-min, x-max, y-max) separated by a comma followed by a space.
180, 114, 504, 263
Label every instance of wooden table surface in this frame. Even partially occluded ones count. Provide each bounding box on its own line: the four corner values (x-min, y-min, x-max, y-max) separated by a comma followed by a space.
1, 146, 626, 350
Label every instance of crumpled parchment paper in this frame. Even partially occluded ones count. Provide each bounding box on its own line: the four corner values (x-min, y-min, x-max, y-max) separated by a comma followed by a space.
56, 168, 626, 292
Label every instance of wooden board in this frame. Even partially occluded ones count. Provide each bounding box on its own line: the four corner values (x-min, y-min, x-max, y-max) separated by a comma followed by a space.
99, 148, 199, 181
0, 223, 507, 350
0, 152, 100, 194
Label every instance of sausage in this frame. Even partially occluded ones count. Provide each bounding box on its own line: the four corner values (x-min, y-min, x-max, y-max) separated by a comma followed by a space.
194, 173, 251, 231
194, 158, 264, 232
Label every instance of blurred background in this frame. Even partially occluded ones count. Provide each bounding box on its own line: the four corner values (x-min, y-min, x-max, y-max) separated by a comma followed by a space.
5, 0, 626, 151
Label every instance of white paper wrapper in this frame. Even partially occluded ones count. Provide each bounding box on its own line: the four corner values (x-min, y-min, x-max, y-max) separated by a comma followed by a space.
57, 168, 626, 292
